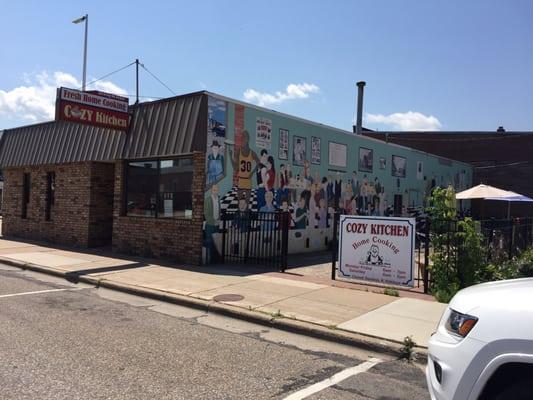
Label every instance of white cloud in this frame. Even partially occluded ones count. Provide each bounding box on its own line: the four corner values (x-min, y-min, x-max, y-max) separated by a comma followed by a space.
365, 111, 442, 131
0, 71, 128, 123
243, 83, 320, 107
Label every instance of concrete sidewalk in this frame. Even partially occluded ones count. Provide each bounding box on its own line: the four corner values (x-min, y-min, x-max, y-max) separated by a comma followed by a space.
0, 237, 445, 350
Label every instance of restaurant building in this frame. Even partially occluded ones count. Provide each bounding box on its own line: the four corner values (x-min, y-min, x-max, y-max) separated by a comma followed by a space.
0, 90, 472, 265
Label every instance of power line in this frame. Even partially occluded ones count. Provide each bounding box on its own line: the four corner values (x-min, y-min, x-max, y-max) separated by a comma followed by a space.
81, 61, 136, 90
139, 63, 177, 96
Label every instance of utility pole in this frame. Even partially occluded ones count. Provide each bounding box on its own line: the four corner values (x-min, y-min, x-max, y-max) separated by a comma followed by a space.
72, 14, 88, 91
135, 59, 140, 104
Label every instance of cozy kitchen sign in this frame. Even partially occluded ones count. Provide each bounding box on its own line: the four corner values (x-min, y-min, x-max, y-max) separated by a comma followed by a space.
55, 87, 129, 131
337, 215, 415, 287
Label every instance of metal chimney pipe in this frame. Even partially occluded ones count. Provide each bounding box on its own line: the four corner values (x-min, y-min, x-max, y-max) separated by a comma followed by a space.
355, 81, 366, 135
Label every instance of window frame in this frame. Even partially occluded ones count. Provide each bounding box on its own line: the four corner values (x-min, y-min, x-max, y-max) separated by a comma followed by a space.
124, 154, 195, 219
22, 173, 30, 219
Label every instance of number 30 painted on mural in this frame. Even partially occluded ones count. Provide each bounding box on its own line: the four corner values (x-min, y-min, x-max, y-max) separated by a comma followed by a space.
240, 160, 252, 173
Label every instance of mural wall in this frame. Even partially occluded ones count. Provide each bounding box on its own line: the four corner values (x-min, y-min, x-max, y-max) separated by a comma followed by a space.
203, 95, 472, 261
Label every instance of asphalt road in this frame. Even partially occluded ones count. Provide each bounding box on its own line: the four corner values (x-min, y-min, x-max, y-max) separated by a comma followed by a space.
0, 264, 430, 400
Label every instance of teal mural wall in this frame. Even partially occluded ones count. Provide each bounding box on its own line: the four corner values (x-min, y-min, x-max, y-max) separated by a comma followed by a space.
203, 94, 472, 260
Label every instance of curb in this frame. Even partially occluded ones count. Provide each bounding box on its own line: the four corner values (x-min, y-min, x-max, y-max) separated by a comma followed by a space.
0, 256, 428, 359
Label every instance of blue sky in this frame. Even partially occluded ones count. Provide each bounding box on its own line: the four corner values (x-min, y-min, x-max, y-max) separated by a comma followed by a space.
1, 0, 532, 131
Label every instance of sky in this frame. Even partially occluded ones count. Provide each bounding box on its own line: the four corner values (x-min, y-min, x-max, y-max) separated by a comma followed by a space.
1, 0, 532, 132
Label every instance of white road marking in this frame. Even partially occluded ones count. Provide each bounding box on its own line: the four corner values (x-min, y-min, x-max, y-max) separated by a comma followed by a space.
283, 357, 383, 400
0, 288, 86, 298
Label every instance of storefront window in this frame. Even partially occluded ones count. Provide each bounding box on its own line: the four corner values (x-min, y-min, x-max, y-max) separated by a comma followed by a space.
125, 157, 193, 218
126, 161, 158, 217
158, 158, 194, 218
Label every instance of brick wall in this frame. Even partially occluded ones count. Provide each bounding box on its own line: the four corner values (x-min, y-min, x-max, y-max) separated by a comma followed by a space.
2, 162, 115, 247
112, 152, 205, 265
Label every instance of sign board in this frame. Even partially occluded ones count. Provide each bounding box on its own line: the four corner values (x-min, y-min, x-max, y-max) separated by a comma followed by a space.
255, 117, 272, 149
56, 87, 129, 131
338, 215, 415, 287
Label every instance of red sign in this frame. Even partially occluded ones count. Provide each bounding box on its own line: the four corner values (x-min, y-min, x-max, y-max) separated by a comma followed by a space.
56, 87, 129, 131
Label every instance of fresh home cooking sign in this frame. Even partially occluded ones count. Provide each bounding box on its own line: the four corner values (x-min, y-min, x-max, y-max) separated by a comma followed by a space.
338, 216, 415, 287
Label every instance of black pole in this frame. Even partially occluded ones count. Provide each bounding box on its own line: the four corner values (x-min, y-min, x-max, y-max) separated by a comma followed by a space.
331, 212, 339, 280
135, 58, 139, 104
423, 218, 430, 294
221, 210, 226, 264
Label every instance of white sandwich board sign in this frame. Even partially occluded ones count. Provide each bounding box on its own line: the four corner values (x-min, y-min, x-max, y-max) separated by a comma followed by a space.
337, 215, 415, 287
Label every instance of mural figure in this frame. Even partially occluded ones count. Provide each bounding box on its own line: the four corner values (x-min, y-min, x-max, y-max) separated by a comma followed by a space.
294, 195, 308, 230
256, 149, 268, 208
204, 184, 220, 262
317, 198, 328, 229
229, 130, 259, 193
308, 183, 318, 228
379, 187, 387, 216
277, 163, 291, 204
260, 190, 276, 231
265, 156, 276, 192
360, 175, 369, 210
207, 141, 225, 185
233, 195, 250, 232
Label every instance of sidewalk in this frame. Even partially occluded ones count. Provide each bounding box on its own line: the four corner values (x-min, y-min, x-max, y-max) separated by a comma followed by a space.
0, 237, 445, 351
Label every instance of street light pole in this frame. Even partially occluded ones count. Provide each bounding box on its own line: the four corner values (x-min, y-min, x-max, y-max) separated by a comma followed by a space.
72, 14, 88, 91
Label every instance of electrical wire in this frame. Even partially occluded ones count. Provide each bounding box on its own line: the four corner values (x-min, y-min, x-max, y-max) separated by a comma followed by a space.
80, 61, 136, 90
140, 63, 177, 96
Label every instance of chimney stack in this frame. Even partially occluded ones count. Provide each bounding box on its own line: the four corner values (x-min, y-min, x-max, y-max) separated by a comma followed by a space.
355, 81, 366, 135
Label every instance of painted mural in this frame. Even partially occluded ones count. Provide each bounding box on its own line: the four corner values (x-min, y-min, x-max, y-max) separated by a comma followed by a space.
203, 95, 472, 262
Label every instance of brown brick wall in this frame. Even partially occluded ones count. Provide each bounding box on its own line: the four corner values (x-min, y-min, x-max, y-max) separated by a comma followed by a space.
112, 152, 205, 265
2, 162, 115, 247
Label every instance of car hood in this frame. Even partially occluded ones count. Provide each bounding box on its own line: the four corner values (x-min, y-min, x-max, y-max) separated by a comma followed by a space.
449, 278, 533, 315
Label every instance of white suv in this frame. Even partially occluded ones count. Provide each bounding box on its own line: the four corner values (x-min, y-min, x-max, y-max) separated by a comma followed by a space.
427, 278, 533, 400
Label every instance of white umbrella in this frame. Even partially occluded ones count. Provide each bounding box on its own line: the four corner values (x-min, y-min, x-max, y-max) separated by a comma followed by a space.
455, 184, 515, 200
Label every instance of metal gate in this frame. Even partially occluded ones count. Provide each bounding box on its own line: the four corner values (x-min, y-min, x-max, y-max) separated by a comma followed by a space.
220, 210, 290, 271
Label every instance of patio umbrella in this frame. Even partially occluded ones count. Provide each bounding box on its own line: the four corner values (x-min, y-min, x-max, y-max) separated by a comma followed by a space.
455, 184, 521, 219
455, 184, 515, 200
485, 192, 533, 219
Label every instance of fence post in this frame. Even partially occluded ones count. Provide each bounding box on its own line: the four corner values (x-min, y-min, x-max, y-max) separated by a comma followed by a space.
221, 210, 227, 264
244, 211, 252, 264
331, 212, 339, 280
281, 211, 289, 272
423, 218, 430, 294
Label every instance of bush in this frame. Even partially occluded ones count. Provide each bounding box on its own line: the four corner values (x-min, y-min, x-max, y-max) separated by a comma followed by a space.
517, 248, 533, 277
434, 283, 460, 304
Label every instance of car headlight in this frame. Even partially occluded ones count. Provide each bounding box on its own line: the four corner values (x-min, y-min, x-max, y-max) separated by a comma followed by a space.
445, 309, 478, 338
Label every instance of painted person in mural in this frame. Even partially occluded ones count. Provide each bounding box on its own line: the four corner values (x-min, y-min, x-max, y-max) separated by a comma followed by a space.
260, 190, 276, 231
207, 140, 225, 185
293, 194, 308, 230
204, 184, 221, 262
229, 130, 259, 195
277, 163, 291, 205
256, 149, 268, 208
233, 194, 250, 232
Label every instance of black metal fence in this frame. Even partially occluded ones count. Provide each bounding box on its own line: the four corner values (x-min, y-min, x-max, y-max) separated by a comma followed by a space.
220, 210, 290, 270
481, 218, 533, 261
